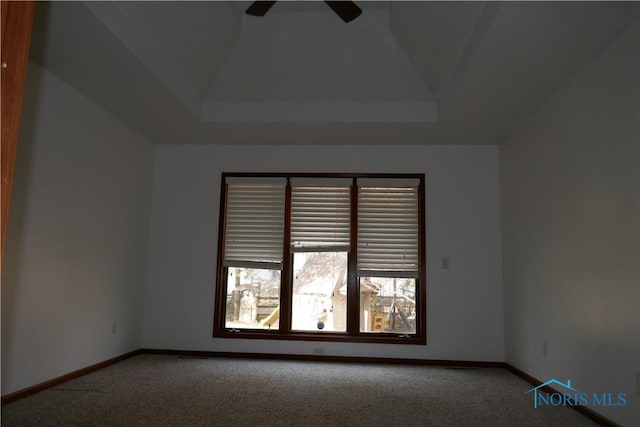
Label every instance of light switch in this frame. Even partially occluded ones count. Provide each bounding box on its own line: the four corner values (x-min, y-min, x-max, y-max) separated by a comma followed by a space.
442, 257, 449, 270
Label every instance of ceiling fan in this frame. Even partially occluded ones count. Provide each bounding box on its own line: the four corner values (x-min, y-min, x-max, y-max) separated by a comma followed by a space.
245, 1, 363, 23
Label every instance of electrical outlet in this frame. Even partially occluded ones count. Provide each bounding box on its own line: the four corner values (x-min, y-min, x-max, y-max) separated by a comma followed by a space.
112, 322, 118, 335
313, 347, 325, 356
441, 257, 450, 270
542, 341, 548, 357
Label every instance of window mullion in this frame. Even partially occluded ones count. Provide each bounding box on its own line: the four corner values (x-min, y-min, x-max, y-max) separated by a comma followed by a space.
280, 181, 293, 332
347, 182, 359, 335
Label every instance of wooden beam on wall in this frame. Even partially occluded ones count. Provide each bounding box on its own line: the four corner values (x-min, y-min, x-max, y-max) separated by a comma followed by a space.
1, 0, 34, 265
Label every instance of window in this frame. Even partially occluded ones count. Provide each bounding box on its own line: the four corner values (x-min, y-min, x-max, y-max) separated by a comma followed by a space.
214, 173, 426, 344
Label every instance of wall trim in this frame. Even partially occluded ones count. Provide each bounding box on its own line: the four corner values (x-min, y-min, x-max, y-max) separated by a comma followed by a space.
140, 348, 505, 367
505, 364, 620, 427
1, 350, 141, 405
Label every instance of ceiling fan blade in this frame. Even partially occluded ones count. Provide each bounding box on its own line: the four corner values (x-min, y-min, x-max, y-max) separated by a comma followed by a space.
246, 1, 277, 17
325, 1, 362, 23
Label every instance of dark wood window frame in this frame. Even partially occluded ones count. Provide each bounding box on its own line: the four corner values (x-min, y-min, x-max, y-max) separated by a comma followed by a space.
213, 173, 427, 345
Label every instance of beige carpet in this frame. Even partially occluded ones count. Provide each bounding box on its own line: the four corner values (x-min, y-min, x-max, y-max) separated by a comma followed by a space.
2, 354, 597, 426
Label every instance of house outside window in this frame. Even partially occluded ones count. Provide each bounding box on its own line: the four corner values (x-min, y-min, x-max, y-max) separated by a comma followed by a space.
214, 173, 426, 344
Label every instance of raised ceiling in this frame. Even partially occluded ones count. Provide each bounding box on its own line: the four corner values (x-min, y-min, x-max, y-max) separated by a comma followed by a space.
29, 1, 640, 144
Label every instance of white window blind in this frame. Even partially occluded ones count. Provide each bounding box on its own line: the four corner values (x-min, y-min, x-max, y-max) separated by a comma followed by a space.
357, 184, 419, 277
224, 181, 286, 268
291, 184, 351, 252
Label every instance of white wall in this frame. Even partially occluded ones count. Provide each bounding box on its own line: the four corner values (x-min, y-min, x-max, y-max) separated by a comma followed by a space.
501, 21, 639, 426
142, 144, 504, 362
1, 63, 155, 395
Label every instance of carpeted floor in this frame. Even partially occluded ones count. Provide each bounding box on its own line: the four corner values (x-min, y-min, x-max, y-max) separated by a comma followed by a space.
2, 354, 597, 426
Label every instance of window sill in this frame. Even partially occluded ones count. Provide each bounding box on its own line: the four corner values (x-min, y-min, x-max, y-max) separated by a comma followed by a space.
213, 329, 426, 345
